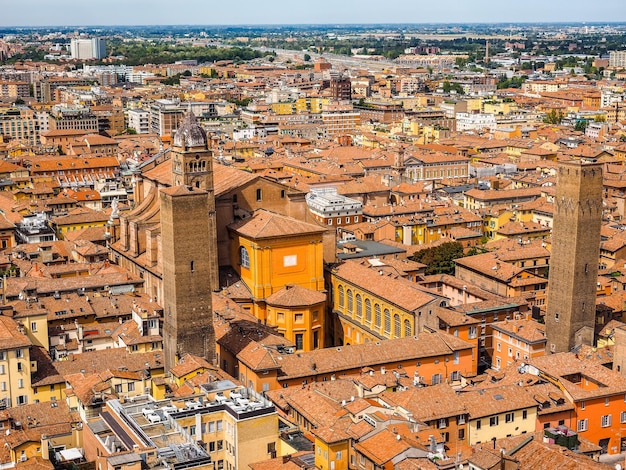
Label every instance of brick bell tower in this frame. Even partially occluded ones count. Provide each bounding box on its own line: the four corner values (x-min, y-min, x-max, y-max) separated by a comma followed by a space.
161, 110, 218, 370
546, 159, 603, 353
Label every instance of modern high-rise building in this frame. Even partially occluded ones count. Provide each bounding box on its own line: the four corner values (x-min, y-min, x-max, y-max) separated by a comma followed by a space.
545, 160, 603, 353
70, 38, 106, 60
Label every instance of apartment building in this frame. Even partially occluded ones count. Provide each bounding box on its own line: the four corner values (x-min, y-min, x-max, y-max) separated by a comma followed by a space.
0, 316, 34, 409
489, 317, 547, 370
84, 384, 278, 470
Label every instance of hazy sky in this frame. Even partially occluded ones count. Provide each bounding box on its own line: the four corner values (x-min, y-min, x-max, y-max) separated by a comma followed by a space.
1, 0, 625, 26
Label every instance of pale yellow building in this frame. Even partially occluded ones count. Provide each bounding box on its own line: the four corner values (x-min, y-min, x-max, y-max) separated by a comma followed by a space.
0, 316, 34, 408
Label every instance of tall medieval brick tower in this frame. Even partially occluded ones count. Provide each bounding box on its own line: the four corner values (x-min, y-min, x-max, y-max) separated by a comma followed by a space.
546, 160, 603, 353
161, 111, 217, 370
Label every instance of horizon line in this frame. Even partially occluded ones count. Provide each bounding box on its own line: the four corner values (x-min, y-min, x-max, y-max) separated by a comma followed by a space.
2, 21, 626, 29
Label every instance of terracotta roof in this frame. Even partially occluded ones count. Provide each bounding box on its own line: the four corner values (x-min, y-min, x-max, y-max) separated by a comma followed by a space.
529, 352, 626, 401
213, 162, 258, 196
266, 285, 326, 307
460, 384, 537, 419
0, 316, 31, 350
332, 259, 442, 312
271, 331, 473, 380
229, 209, 326, 239
491, 317, 546, 345
380, 383, 466, 422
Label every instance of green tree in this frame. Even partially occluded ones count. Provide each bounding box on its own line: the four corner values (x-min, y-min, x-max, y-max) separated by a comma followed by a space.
543, 109, 564, 125
303, 53, 311, 62
410, 242, 466, 275
574, 120, 588, 132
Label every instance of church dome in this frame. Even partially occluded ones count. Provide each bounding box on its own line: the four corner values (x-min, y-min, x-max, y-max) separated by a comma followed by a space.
173, 110, 207, 149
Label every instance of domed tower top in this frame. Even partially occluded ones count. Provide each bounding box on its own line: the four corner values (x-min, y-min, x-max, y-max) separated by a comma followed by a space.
173, 110, 207, 150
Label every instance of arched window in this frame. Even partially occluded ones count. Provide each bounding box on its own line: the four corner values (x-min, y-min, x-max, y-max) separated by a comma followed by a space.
384, 309, 391, 334
365, 299, 372, 322
356, 294, 362, 318
394, 314, 401, 338
338, 285, 344, 308
375, 304, 381, 328
404, 319, 412, 337
347, 289, 353, 313
240, 246, 250, 269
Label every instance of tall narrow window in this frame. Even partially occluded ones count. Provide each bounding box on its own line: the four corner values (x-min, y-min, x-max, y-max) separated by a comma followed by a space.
256, 188, 262, 201
338, 286, 344, 308
384, 309, 391, 333
190, 261, 194, 272
404, 319, 412, 337
347, 289, 353, 313
365, 299, 372, 322
356, 294, 362, 318
375, 304, 381, 327
240, 246, 250, 268
394, 314, 401, 338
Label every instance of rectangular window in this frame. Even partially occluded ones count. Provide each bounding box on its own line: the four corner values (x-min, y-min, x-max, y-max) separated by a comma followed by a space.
0, 365, 4, 375
115, 384, 122, 393
31, 322, 37, 332
505, 412, 514, 423
217, 440, 223, 451
476, 419, 481, 430
217, 420, 223, 431
296, 334, 304, 351
283, 255, 297, 267
15, 349, 23, 359
0, 352, 5, 361
209, 421, 215, 432
458, 428, 465, 440
601, 415, 612, 428
127, 382, 135, 392
490, 416, 499, 427
453, 351, 460, 364
522, 410, 528, 420
621, 412, 626, 424
578, 419, 588, 432
256, 189, 262, 201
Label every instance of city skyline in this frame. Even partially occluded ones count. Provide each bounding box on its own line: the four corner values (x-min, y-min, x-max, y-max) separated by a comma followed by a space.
1, 0, 625, 27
